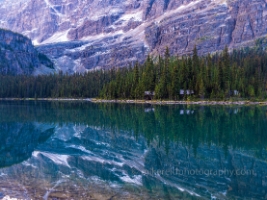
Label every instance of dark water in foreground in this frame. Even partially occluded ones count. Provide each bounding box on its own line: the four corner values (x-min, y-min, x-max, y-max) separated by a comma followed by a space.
0, 101, 267, 200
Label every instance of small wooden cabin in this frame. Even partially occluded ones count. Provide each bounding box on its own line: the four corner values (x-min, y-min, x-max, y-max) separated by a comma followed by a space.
180, 89, 194, 96
144, 91, 155, 100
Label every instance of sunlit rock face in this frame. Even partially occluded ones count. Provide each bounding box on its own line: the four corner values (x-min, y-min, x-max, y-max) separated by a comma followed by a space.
0, 0, 267, 72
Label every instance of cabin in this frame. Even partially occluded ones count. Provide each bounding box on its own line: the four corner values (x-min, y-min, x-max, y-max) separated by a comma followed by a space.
228, 90, 239, 97
233, 90, 239, 96
144, 91, 155, 100
180, 89, 194, 95
179, 89, 194, 97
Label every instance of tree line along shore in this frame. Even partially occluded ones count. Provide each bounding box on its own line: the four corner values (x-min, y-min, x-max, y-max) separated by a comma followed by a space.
1, 45, 267, 102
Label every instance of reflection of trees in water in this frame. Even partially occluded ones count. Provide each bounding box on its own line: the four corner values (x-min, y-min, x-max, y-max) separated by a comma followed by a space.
1, 101, 267, 154
0, 101, 267, 199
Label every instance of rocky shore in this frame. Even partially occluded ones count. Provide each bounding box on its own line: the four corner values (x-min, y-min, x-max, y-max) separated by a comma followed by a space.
0, 98, 92, 101
1, 98, 267, 105
90, 99, 267, 105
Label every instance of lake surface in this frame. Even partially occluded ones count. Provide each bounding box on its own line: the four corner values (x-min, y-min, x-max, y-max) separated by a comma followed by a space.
0, 101, 267, 200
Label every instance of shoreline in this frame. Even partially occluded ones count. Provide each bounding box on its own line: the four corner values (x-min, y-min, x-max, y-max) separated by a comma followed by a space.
91, 99, 267, 105
0, 98, 92, 101
1, 98, 267, 105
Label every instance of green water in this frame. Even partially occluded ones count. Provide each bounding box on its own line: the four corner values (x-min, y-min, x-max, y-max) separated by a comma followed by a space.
0, 101, 267, 199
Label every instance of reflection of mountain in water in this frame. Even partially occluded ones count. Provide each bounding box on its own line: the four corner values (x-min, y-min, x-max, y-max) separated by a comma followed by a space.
0, 101, 267, 199
0, 122, 54, 168
0, 125, 201, 199
0, 123, 266, 199
1, 101, 267, 151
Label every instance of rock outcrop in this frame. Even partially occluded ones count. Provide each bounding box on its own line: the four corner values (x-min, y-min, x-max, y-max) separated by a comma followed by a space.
1, 0, 267, 73
0, 29, 54, 75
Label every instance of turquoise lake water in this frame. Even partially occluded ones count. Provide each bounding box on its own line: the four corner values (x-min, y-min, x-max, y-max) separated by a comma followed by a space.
0, 101, 267, 199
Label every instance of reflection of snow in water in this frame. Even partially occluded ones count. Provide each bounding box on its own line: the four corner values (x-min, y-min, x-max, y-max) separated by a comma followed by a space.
73, 125, 88, 139
22, 161, 37, 169
81, 155, 124, 167
43, 179, 65, 200
33, 151, 70, 168
4, 121, 256, 199
30, 125, 203, 198
121, 174, 143, 185
0, 173, 7, 177
53, 126, 74, 141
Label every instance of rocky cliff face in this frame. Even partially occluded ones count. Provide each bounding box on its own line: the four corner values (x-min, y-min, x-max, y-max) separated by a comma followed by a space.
1, 0, 267, 73
0, 29, 54, 75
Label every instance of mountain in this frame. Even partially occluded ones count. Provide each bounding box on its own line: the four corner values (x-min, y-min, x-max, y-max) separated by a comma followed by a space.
0, 29, 54, 75
0, 0, 267, 73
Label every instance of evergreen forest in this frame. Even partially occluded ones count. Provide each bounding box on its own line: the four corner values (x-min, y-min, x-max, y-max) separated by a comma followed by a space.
1, 46, 267, 100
